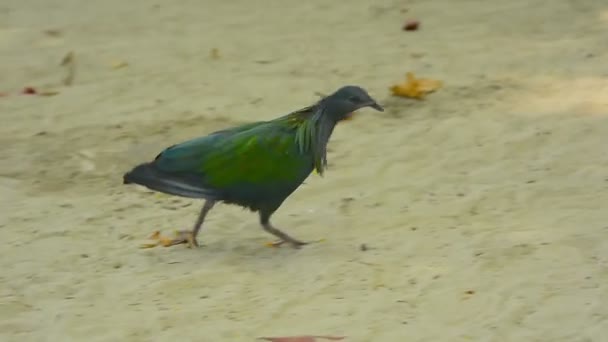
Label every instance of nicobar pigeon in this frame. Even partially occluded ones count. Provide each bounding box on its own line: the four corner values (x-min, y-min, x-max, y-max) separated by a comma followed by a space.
123, 85, 384, 249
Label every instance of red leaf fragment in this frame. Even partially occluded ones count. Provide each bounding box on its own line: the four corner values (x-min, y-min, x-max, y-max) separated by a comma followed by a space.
22, 87, 37, 95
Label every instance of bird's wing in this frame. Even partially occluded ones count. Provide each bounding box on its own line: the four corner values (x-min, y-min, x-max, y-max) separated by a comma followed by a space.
153, 117, 313, 191
153, 117, 278, 171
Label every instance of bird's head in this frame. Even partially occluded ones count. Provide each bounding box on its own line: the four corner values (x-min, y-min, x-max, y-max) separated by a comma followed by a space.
319, 85, 384, 122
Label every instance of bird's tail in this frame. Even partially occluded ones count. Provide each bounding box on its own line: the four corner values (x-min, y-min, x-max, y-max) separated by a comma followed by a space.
123, 162, 215, 199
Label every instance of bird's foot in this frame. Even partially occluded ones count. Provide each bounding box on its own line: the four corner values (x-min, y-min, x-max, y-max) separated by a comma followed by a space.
140, 230, 199, 249
265, 238, 310, 249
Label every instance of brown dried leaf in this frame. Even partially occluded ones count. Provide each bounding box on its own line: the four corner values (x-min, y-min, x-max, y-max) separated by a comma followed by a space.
390, 72, 442, 99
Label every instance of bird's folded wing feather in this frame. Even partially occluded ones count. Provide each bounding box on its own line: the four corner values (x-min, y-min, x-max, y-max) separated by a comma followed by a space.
154, 121, 312, 189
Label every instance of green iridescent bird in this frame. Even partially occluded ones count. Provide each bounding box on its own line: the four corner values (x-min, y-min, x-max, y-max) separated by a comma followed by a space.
123, 85, 383, 249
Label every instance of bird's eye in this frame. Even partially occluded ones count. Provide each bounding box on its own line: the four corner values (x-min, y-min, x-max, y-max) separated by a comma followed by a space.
349, 96, 361, 102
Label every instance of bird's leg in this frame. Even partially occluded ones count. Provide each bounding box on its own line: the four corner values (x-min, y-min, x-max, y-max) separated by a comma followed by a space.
150, 200, 216, 248
176, 199, 215, 248
259, 212, 308, 249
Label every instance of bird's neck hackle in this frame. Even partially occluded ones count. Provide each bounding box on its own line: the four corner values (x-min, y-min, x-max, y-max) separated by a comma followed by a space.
294, 104, 338, 176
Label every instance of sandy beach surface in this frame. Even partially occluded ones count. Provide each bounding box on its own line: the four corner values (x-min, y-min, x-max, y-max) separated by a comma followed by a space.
1, 0, 608, 341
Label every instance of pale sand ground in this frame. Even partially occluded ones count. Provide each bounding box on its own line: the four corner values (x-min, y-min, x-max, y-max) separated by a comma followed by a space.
1, 0, 608, 341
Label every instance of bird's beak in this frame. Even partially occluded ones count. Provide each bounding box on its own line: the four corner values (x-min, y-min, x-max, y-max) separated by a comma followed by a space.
342, 101, 383, 122
369, 101, 384, 112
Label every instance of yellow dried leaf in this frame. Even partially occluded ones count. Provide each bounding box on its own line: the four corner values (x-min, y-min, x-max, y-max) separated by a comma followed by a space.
390, 72, 443, 99
139, 242, 159, 249
110, 60, 129, 69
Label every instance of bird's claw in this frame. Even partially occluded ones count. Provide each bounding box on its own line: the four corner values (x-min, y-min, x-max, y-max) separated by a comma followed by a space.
140, 230, 199, 249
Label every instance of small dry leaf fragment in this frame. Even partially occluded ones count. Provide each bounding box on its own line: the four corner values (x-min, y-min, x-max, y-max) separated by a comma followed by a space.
259, 336, 346, 342
210, 48, 220, 60
60, 51, 76, 86
255, 59, 275, 64
410, 52, 425, 59
139, 230, 163, 249
39, 90, 60, 97
111, 60, 129, 69
403, 20, 420, 31
44, 29, 62, 37
60, 51, 74, 66
22, 87, 37, 95
390, 72, 442, 99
